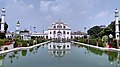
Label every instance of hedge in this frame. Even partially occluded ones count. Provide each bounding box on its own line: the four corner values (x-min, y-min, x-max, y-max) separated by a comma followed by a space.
78, 38, 104, 47
14, 37, 47, 47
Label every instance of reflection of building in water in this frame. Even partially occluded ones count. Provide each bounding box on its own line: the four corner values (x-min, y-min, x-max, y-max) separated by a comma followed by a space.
0, 54, 6, 67
48, 42, 71, 58
0, 59, 3, 67
48, 42, 71, 50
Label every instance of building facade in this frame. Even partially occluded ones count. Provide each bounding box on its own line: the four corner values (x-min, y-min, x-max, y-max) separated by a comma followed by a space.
20, 30, 31, 40
48, 21, 71, 42
30, 32, 48, 39
71, 31, 85, 39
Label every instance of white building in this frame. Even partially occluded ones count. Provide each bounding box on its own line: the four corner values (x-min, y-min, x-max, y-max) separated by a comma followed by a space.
20, 30, 31, 40
5, 32, 13, 39
1, 42, 14, 51
48, 21, 71, 41
71, 31, 85, 39
30, 32, 48, 39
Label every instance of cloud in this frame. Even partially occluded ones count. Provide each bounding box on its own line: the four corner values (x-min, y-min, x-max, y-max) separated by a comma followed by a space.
80, 10, 88, 15
28, 4, 34, 10
6, 0, 34, 12
82, 0, 99, 9
87, 10, 110, 20
51, 4, 61, 12
39, 0, 73, 18
3, 0, 115, 32
4, 0, 35, 31
96, 11, 109, 18
39, 1, 52, 12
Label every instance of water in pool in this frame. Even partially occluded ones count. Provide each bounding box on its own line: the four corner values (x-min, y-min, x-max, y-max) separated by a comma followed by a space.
0, 42, 120, 67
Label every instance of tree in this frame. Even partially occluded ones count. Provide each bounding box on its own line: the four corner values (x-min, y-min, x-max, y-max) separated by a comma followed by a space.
87, 26, 103, 38
102, 20, 120, 38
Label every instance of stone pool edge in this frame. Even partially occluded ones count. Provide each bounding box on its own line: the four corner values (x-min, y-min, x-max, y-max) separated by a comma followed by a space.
71, 41, 120, 52
0, 41, 50, 54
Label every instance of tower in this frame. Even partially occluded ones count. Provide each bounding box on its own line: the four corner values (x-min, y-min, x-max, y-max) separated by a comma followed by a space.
1, 8, 5, 33
16, 21, 20, 34
29, 26, 32, 34
115, 9, 119, 40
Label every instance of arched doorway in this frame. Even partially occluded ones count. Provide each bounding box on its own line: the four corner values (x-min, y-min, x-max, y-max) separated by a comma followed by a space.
4, 47, 8, 50
57, 31, 62, 42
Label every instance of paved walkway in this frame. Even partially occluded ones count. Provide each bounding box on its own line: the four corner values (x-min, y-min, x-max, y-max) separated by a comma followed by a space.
71, 41, 120, 52
0, 41, 50, 54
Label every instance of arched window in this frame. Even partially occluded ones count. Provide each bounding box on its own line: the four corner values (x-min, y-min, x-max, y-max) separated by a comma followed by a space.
67, 32, 69, 34
50, 32, 52, 34
53, 26, 56, 28
63, 26, 66, 28
57, 31, 62, 34
57, 24, 62, 28
53, 31, 56, 34
63, 31, 66, 34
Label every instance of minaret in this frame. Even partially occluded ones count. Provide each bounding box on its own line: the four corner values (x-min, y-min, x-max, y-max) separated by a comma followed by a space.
1, 8, 5, 33
16, 21, 20, 34
29, 26, 32, 34
115, 9, 119, 40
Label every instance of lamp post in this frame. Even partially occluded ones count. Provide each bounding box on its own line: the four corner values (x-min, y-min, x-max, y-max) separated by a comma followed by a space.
84, 27, 86, 38
33, 27, 36, 33
84, 27, 86, 34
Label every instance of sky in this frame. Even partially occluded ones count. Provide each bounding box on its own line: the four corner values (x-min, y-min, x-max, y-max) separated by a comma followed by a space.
0, 0, 120, 33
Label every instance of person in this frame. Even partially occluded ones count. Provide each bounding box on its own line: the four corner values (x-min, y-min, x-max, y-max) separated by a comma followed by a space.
109, 42, 112, 48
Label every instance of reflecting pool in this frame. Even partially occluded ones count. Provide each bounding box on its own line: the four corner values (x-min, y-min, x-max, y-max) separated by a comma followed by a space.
0, 42, 120, 67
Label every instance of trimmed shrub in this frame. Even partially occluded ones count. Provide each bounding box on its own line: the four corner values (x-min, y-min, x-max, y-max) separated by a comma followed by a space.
89, 39, 96, 46
37, 37, 46, 44
17, 42, 22, 47
14, 39, 22, 47
112, 40, 117, 48
98, 39, 104, 47
0, 39, 5, 46
29, 39, 34, 46
21, 41, 28, 47
78, 38, 103, 47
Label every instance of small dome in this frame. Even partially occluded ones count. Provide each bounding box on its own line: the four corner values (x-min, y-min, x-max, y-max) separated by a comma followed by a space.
115, 9, 119, 13
17, 21, 20, 24
2, 8, 5, 12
